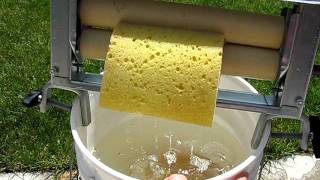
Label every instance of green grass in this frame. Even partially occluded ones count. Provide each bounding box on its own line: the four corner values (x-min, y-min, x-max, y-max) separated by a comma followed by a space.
0, 0, 319, 173
0, 0, 75, 173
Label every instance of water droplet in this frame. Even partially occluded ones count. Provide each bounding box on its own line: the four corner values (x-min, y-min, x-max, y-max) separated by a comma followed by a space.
176, 83, 185, 91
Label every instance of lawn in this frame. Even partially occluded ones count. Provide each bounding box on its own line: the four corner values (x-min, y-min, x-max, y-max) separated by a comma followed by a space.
1, 0, 319, 174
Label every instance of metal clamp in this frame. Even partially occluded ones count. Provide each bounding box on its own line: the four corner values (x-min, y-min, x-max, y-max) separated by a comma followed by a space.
38, 81, 91, 126
251, 113, 310, 150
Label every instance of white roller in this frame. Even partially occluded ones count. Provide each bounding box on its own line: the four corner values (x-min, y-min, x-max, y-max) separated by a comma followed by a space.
79, 28, 280, 81
80, 0, 285, 49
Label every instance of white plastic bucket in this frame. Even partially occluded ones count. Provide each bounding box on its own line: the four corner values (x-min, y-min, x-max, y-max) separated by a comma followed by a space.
71, 76, 271, 180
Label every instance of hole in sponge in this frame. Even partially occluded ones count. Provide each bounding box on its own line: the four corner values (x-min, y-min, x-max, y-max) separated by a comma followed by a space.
167, 95, 172, 105
175, 83, 185, 91
155, 89, 162, 94
149, 55, 155, 60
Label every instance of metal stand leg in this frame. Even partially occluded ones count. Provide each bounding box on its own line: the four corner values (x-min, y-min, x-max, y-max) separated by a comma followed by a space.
300, 114, 310, 150
76, 90, 91, 126
39, 82, 53, 113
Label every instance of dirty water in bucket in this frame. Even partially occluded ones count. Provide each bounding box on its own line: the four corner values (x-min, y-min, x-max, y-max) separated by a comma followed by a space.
92, 115, 246, 180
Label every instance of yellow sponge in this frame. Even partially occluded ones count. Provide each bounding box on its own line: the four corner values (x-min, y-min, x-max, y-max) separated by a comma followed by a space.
100, 23, 224, 126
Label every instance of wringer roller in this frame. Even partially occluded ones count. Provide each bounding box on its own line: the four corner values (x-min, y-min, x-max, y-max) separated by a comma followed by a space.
24, 0, 320, 170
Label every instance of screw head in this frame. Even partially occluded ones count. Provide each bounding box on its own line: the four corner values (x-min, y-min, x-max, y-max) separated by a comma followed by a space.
50, 66, 59, 75
295, 97, 304, 105
38, 94, 43, 102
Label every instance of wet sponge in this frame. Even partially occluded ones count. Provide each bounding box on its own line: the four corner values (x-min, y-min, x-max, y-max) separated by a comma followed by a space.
100, 23, 224, 126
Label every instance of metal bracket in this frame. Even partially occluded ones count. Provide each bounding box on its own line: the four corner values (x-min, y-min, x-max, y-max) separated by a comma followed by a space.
275, 9, 297, 87
249, 4, 320, 151
281, 5, 320, 116
251, 113, 310, 150
39, 81, 91, 126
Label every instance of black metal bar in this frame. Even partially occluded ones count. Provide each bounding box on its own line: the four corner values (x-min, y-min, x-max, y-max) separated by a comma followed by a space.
271, 132, 302, 139
313, 65, 320, 76
47, 99, 72, 111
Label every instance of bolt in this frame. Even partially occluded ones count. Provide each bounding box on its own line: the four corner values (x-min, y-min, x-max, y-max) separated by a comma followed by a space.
38, 94, 43, 103
295, 97, 304, 105
50, 66, 59, 75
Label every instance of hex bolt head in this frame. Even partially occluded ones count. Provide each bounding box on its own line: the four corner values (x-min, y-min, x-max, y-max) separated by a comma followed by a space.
38, 94, 43, 102
295, 97, 304, 105
50, 66, 59, 75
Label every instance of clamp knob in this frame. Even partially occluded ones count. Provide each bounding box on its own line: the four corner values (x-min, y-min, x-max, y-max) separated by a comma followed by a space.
22, 90, 42, 108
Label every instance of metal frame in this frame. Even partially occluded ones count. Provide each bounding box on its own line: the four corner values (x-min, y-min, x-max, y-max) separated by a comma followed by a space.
251, 4, 320, 148
46, 0, 320, 148
284, 0, 320, 4
49, 0, 91, 126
